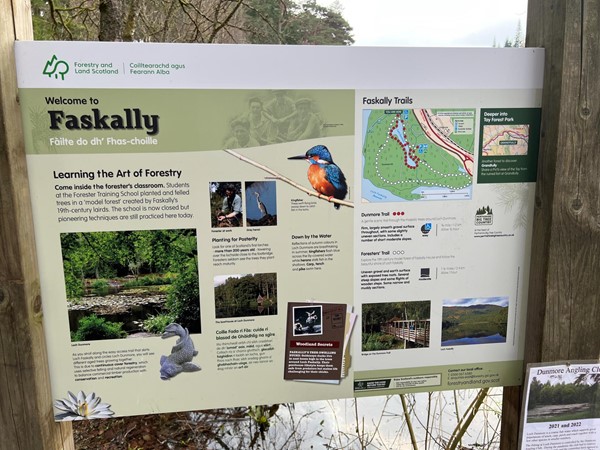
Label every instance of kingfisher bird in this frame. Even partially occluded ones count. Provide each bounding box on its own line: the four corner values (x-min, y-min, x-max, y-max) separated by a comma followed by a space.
288, 145, 348, 209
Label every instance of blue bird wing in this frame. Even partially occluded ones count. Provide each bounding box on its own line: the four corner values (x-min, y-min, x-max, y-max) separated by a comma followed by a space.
324, 164, 348, 200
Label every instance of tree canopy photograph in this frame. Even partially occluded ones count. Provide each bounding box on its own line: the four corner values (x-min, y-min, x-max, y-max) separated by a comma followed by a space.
214, 272, 277, 318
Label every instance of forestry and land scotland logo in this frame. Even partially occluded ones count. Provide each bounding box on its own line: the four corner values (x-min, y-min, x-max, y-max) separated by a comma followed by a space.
43, 55, 69, 80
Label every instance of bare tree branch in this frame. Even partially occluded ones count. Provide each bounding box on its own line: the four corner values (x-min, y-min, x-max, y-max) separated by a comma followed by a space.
240, 0, 286, 43
447, 388, 490, 450
208, 0, 243, 42
400, 394, 419, 450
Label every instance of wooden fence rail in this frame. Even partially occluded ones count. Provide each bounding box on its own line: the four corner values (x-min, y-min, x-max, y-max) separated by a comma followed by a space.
382, 321, 430, 348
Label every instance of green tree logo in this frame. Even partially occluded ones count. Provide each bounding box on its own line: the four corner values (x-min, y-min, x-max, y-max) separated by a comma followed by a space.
43, 55, 69, 80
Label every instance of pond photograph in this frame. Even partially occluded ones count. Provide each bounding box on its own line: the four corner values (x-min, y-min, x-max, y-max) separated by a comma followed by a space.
441, 296, 508, 346
61, 229, 200, 341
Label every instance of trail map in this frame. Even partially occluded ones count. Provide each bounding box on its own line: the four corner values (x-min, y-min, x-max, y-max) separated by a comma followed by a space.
482, 124, 529, 156
362, 109, 475, 202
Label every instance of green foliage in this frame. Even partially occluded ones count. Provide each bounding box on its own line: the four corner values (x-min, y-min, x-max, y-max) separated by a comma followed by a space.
63, 230, 201, 336
247, 404, 280, 443
442, 304, 508, 329
61, 229, 197, 300
362, 332, 400, 351
91, 279, 109, 289
245, 0, 354, 45
71, 314, 127, 341
122, 273, 177, 288
143, 313, 176, 334
166, 262, 201, 333
286, 1, 354, 45
90, 278, 112, 295
31, 0, 55, 40
63, 259, 84, 299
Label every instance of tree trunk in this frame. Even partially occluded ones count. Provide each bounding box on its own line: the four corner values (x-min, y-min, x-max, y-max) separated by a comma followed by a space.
99, 0, 124, 41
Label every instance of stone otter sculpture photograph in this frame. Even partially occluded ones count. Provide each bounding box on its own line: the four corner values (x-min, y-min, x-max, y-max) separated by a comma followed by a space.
159, 323, 201, 380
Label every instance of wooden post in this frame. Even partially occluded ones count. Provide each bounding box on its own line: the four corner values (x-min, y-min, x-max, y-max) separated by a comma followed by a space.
0, 0, 74, 448
501, 1, 600, 448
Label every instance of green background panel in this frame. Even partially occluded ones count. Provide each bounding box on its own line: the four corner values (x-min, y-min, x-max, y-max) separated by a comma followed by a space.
354, 360, 524, 396
20, 89, 354, 154
477, 108, 541, 183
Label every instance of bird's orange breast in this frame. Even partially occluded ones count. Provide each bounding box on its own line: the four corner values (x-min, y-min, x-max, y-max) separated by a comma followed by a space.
308, 165, 335, 196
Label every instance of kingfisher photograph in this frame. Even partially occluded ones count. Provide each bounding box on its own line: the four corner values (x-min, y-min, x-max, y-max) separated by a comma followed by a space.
287, 144, 349, 210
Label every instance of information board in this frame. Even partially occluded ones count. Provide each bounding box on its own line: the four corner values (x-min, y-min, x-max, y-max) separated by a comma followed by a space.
15, 42, 544, 420
520, 362, 600, 449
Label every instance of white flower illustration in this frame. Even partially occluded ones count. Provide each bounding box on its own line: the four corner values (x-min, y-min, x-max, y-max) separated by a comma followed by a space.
54, 391, 114, 421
